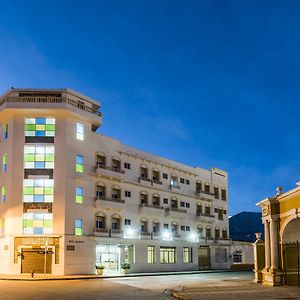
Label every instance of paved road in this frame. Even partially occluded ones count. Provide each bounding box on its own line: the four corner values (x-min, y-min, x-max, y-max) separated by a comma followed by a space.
0, 271, 299, 300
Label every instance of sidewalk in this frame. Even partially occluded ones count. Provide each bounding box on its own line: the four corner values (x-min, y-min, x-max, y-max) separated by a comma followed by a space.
0, 269, 241, 281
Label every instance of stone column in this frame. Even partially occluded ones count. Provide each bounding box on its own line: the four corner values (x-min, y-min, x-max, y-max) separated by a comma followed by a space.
270, 218, 279, 272
264, 220, 271, 271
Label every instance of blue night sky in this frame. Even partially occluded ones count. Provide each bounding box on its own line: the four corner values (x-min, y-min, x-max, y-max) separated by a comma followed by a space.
0, 1, 299, 216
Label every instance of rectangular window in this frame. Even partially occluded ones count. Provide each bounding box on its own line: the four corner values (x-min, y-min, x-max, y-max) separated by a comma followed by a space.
181, 225, 185, 231
186, 226, 190, 231
2, 154, 7, 172
76, 123, 84, 141
25, 117, 55, 137
76, 155, 84, 173
214, 186, 219, 199
24, 145, 55, 169
183, 247, 191, 263
125, 219, 131, 225
180, 178, 185, 184
125, 191, 131, 197
221, 188, 227, 201
23, 179, 54, 203
180, 201, 185, 207
1, 186, 6, 203
124, 162, 131, 169
75, 219, 83, 236
163, 198, 168, 204
160, 247, 176, 264
147, 246, 155, 263
3, 124, 8, 140
164, 223, 169, 229
185, 203, 190, 208
163, 173, 168, 179
186, 179, 190, 185
76, 186, 84, 204
23, 212, 53, 234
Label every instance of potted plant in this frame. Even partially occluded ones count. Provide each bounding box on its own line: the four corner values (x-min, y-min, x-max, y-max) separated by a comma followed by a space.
121, 262, 130, 274
95, 264, 105, 275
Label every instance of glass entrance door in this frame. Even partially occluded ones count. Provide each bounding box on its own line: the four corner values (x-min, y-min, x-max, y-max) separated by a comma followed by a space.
96, 245, 120, 273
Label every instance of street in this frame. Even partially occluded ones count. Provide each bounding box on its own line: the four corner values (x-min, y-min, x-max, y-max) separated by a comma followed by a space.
0, 271, 299, 300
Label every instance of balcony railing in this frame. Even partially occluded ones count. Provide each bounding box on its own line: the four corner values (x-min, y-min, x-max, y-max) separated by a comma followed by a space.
196, 212, 215, 218
138, 177, 162, 185
96, 163, 125, 174
140, 203, 164, 210
94, 228, 109, 233
95, 196, 125, 203
170, 207, 187, 213
170, 184, 180, 190
2, 96, 102, 117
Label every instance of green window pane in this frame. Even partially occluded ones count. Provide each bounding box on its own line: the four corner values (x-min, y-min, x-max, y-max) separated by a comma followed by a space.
76, 196, 83, 204
44, 187, 54, 195
75, 228, 83, 236
23, 187, 34, 195
45, 124, 55, 131
25, 124, 36, 131
24, 154, 35, 162
76, 164, 84, 173
43, 220, 53, 228
45, 154, 55, 161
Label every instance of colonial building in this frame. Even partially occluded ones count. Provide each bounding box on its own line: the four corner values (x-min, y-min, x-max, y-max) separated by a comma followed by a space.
0, 88, 230, 275
256, 184, 300, 286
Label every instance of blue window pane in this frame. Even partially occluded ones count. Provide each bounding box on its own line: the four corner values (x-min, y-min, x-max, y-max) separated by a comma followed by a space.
76, 155, 83, 164
34, 195, 44, 202
36, 118, 46, 125
76, 187, 83, 196
33, 227, 43, 234
36, 131, 45, 136
75, 219, 82, 227
35, 162, 45, 168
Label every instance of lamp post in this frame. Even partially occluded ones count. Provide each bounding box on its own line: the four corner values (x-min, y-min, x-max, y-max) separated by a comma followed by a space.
44, 241, 48, 277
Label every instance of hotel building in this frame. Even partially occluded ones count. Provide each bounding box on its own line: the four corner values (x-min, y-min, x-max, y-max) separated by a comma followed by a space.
0, 88, 230, 275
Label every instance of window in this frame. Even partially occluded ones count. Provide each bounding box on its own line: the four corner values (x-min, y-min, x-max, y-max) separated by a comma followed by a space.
147, 246, 155, 263
75, 219, 83, 236
125, 191, 131, 197
197, 204, 202, 215
233, 251, 242, 263
163, 198, 168, 204
76, 186, 84, 204
1, 186, 6, 203
23, 179, 54, 203
171, 176, 178, 187
180, 201, 185, 207
215, 228, 220, 239
124, 162, 131, 169
218, 209, 224, 220
196, 181, 202, 192
221, 188, 227, 201
181, 225, 185, 231
186, 226, 190, 231
186, 179, 190, 185
204, 183, 210, 193
76, 155, 84, 173
23, 213, 53, 234
215, 248, 227, 263
25, 117, 55, 137
160, 247, 176, 264
3, 124, 8, 140
163, 173, 168, 179
214, 186, 219, 199
164, 223, 169, 229
180, 178, 185, 184
222, 228, 228, 239
96, 219, 104, 229
185, 203, 190, 208
24, 145, 54, 169
76, 123, 84, 140
205, 205, 211, 215
125, 219, 131, 225
2, 154, 7, 172
183, 247, 192, 263
206, 227, 212, 239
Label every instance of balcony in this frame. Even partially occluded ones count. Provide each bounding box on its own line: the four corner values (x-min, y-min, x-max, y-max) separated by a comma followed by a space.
93, 228, 109, 237
139, 204, 165, 217
95, 196, 125, 209
95, 164, 125, 181
196, 213, 215, 223
110, 229, 123, 238
138, 177, 162, 186
139, 232, 152, 240
195, 190, 215, 201
165, 207, 187, 219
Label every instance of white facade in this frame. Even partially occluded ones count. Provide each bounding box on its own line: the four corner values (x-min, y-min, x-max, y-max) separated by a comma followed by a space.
0, 88, 230, 275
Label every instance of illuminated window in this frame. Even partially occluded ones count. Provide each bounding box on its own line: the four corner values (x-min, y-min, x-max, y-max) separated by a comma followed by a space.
1, 186, 7, 203
3, 124, 8, 140
147, 246, 155, 263
23, 179, 54, 203
75, 219, 83, 236
76, 186, 84, 204
2, 154, 7, 172
160, 247, 176, 264
76, 155, 84, 173
24, 145, 55, 169
23, 213, 53, 234
183, 247, 192, 263
76, 123, 84, 140
25, 117, 55, 137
